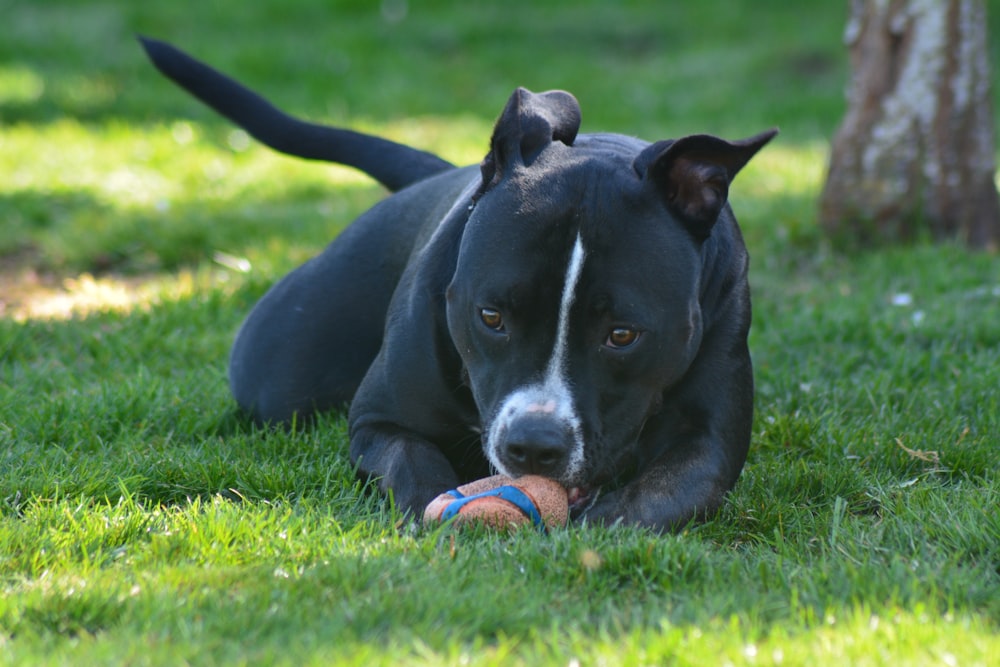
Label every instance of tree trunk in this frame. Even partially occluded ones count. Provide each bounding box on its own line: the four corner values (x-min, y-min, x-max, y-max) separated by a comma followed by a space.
819, 0, 1000, 250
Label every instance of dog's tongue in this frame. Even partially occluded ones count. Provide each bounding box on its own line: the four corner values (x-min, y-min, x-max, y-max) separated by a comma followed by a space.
567, 487, 592, 510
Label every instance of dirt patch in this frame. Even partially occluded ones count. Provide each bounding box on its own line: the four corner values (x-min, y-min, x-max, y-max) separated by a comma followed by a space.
0, 249, 166, 321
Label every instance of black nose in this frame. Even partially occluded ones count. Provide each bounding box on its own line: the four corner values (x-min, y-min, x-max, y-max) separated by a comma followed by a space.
501, 417, 573, 476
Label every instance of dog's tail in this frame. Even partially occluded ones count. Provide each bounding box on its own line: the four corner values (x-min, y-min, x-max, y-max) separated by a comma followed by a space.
138, 36, 456, 192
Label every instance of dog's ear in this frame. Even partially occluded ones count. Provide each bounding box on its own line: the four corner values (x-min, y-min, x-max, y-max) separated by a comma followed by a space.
478, 87, 581, 194
635, 129, 778, 238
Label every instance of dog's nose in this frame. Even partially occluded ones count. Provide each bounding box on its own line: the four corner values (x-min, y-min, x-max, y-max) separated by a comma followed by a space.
502, 417, 572, 476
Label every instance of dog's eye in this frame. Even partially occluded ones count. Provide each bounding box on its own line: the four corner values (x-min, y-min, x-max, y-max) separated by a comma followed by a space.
480, 308, 505, 332
605, 327, 640, 349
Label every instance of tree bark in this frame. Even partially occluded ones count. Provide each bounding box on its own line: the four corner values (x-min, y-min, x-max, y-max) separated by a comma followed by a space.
819, 0, 1000, 249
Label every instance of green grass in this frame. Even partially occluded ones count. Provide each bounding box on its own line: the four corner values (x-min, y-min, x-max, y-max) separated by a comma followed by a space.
2, 1, 999, 665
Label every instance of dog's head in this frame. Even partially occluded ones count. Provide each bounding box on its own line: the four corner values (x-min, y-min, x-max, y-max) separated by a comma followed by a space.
446, 88, 775, 502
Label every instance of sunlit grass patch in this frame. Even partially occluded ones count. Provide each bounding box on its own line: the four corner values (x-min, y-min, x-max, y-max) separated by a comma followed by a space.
0, 113, 490, 281
1, 115, 488, 207
0, 64, 46, 106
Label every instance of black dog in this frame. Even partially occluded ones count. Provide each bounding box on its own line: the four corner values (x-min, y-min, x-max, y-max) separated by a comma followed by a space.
141, 38, 776, 531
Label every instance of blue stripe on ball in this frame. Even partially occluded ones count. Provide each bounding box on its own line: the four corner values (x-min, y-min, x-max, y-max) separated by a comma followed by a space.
439, 485, 544, 529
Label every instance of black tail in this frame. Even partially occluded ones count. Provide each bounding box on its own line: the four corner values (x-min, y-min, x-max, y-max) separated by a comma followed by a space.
139, 36, 455, 192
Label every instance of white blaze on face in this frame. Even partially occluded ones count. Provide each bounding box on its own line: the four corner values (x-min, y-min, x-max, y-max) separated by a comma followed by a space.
486, 233, 587, 481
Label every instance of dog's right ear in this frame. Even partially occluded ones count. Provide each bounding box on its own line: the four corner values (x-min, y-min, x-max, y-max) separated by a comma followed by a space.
477, 88, 581, 195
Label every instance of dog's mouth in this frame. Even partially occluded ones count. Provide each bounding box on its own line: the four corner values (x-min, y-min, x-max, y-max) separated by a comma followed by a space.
567, 486, 596, 514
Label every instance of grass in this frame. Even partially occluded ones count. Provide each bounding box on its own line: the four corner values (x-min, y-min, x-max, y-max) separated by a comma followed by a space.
2, 0, 999, 664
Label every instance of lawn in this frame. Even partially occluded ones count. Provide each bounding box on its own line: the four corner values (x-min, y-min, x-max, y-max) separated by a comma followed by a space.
1, 1, 998, 665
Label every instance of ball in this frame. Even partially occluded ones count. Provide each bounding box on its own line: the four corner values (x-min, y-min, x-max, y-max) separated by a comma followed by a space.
423, 474, 569, 531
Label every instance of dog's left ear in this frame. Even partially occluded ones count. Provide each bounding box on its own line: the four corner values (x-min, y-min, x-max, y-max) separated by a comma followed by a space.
636, 129, 778, 238
478, 87, 582, 193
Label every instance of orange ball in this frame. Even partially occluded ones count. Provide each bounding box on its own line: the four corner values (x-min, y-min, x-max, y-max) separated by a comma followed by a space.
423, 474, 569, 531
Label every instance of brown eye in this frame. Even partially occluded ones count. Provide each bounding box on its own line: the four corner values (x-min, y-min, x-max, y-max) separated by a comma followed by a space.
480, 308, 504, 331
606, 327, 639, 349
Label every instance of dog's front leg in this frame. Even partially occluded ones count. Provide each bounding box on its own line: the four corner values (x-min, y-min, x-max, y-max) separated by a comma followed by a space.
581, 332, 753, 533
350, 424, 462, 519
580, 436, 741, 533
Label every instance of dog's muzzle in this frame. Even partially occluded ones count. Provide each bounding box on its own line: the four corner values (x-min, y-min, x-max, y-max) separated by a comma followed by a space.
494, 413, 578, 477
